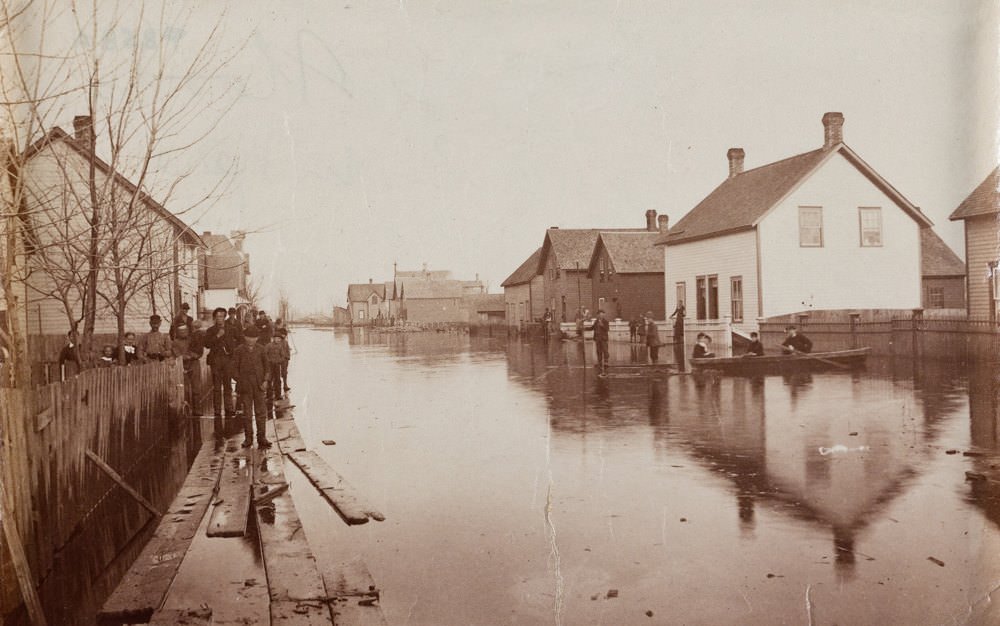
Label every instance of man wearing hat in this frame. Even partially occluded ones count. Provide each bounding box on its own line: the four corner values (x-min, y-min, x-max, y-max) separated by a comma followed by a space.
205, 307, 238, 419
140, 314, 173, 361
644, 311, 662, 364
232, 324, 271, 448
170, 302, 194, 340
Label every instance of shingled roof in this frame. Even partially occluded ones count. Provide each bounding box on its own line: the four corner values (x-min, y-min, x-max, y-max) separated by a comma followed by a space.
542, 227, 648, 270
920, 228, 965, 277
347, 283, 386, 302
949, 166, 999, 220
501, 248, 542, 287
589, 232, 664, 274
661, 133, 931, 246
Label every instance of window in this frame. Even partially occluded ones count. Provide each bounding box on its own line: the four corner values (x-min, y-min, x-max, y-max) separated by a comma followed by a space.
925, 286, 944, 309
695, 275, 719, 320
358, 310, 366, 320
859, 207, 882, 246
598, 297, 606, 312
731, 276, 743, 322
599, 257, 606, 282
799, 206, 823, 247
676, 282, 686, 308
696, 277, 706, 320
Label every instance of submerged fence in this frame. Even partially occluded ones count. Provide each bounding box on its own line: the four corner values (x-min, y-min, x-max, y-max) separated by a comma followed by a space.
759, 312, 999, 362
0, 358, 200, 623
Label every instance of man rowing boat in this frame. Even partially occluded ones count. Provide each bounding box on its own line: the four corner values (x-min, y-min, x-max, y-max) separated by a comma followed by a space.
781, 325, 813, 354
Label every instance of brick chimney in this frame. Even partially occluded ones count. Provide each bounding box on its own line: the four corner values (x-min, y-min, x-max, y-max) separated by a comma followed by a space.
727, 148, 745, 178
645, 209, 657, 231
73, 115, 95, 146
657, 214, 669, 234
822, 112, 844, 148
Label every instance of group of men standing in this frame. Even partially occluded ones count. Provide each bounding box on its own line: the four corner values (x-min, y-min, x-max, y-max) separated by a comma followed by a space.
204, 308, 292, 449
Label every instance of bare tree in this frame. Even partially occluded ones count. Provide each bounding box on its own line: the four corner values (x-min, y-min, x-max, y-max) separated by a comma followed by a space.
0, 0, 245, 369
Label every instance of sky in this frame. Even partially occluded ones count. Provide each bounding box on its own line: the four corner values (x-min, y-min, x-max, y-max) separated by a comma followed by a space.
33, 1, 1000, 313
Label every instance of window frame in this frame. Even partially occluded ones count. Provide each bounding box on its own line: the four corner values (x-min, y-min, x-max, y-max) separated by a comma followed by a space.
858, 207, 883, 247
798, 206, 824, 247
695, 277, 706, 320
731, 276, 743, 322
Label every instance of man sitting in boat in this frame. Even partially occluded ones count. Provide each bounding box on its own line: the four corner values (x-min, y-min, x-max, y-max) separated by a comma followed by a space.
745, 331, 764, 356
780, 326, 813, 354
692, 333, 716, 358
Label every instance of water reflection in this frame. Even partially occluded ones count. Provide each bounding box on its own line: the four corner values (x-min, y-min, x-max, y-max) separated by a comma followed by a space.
505, 341, 974, 584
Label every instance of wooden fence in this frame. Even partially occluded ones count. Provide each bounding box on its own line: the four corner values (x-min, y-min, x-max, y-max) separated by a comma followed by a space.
759, 314, 999, 362
0, 359, 190, 622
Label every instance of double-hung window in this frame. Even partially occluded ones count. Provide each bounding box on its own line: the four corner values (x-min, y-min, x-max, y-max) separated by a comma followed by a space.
859, 207, 882, 246
799, 206, 823, 247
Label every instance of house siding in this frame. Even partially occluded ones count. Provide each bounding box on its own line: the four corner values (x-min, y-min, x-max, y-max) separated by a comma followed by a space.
504, 283, 531, 327
663, 230, 759, 332
963, 214, 999, 319
592, 272, 665, 320
542, 252, 592, 322
921, 276, 965, 310
757, 152, 922, 316
404, 298, 466, 323
22, 141, 188, 336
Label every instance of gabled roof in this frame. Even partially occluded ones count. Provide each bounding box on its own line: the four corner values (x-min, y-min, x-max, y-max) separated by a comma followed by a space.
920, 228, 965, 277
541, 227, 647, 271
661, 143, 932, 246
202, 232, 248, 289
949, 166, 999, 220
398, 277, 464, 299
588, 232, 664, 275
23, 126, 204, 247
470, 293, 505, 313
347, 283, 386, 302
501, 248, 542, 287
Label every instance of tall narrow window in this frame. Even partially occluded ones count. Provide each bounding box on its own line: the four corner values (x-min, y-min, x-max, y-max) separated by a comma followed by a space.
859, 207, 882, 246
731, 276, 743, 322
799, 206, 823, 247
696, 277, 706, 320
708, 275, 719, 319
676, 282, 686, 309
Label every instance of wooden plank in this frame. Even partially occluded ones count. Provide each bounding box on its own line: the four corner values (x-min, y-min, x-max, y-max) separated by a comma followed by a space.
0, 479, 48, 626
147, 607, 212, 625
322, 558, 387, 626
206, 440, 253, 537
99, 440, 225, 624
255, 421, 334, 625
86, 449, 163, 517
274, 415, 307, 452
285, 451, 384, 526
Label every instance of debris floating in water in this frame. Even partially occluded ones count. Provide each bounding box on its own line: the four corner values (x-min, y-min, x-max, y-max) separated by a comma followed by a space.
818, 444, 870, 456
606, 589, 619, 599
927, 556, 945, 567
322, 440, 336, 446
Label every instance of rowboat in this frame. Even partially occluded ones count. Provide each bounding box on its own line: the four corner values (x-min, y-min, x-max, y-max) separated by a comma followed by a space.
690, 347, 871, 374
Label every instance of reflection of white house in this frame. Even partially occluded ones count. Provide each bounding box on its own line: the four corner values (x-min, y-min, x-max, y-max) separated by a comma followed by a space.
346, 280, 388, 323
658, 113, 933, 333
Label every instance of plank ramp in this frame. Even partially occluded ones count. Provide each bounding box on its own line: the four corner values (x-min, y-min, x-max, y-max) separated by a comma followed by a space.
322, 558, 388, 626
286, 450, 385, 526
274, 414, 308, 452
98, 440, 225, 624
256, 420, 335, 625
206, 439, 254, 537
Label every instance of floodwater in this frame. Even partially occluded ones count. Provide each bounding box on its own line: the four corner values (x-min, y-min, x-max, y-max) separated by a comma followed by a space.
287, 328, 1000, 625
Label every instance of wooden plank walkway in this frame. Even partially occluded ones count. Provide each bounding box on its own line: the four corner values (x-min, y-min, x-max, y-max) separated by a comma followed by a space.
322, 558, 388, 626
286, 450, 385, 526
98, 439, 225, 624
255, 419, 335, 625
206, 439, 254, 537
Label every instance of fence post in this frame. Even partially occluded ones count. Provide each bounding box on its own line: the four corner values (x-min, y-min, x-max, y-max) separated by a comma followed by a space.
911, 308, 924, 360
849, 312, 860, 349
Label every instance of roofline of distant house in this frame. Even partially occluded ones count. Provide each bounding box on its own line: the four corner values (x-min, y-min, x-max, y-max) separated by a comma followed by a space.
657, 225, 754, 246
23, 126, 205, 248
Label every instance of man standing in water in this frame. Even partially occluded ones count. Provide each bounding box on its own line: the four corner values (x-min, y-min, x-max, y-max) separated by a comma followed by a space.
593, 309, 610, 376
645, 311, 662, 364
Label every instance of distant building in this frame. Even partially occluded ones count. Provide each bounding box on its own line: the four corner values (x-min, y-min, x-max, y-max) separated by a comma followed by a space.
587, 229, 665, 320
346, 280, 388, 324
200, 231, 251, 319
17, 116, 203, 335
468, 294, 506, 324
393, 264, 485, 324
501, 248, 544, 328
948, 167, 999, 321
659, 113, 933, 332
539, 211, 658, 323
332, 306, 351, 326
920, 228, 966, 310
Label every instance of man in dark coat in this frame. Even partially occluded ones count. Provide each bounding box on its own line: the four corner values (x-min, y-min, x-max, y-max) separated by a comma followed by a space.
781, 326, 813, 354
205, 307, 238, 418
645, 311, 662, 364
593, 309, 610, 375
232, 325, 271, 448
169, 302, 194, 339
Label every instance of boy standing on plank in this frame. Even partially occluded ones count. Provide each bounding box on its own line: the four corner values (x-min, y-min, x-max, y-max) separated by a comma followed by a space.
233, 325, 271, 448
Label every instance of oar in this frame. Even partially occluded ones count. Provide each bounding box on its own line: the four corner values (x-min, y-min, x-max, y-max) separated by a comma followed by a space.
772, 345, 850, 369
